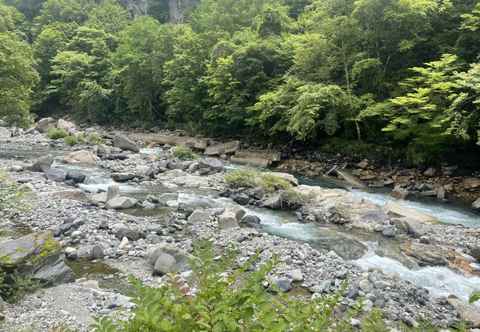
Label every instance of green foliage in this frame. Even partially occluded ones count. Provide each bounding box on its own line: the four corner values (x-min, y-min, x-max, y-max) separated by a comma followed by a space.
470, 291, 480, 304
0, 31, 39, 127
0, 171, 29, 214
1, 0, 480, 165
86, 132, 103, 145
94, 240, 363, 332
172, 145, 198, 161
224, 169, 258, 188
63, 134, 78, 145
0, 271, 40, 303
47, 127, 68, 139
225, 169, 293, 193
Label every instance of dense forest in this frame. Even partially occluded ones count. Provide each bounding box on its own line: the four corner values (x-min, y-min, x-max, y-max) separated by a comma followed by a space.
2, 0, 480, 166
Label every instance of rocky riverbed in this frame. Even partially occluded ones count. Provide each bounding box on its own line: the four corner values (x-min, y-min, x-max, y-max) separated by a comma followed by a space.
0, 121, 480, 331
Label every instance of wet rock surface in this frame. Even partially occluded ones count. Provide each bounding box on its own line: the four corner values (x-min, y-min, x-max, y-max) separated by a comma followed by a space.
0, 126, 479, 331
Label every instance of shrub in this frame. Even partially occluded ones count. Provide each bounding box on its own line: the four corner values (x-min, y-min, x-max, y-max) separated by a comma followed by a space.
225, 169, 292, 193
47, 127, 68, 140
93, 241, 379, 332
0, 271, 40, 303
260, 174, 292, 192
87, 132, 104, 145
225, 169, 258, 188
0, 171, 29, 214
172, 145, 198, 160
470, 291, 480, 304
278, 189, 309, 209
64, 135, 78, 146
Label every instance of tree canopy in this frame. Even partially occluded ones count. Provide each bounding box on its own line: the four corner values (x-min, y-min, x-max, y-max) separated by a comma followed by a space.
1, 0, 480, 165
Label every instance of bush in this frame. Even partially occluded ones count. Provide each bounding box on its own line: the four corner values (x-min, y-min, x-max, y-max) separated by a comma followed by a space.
470, 291, 480, 304
47, 127, 68, 140
172, 145, 198, 160
0, 171, 29, 214
225, 169, 258, 188
225, 169, 292, 193
0, 271, 40, 303
87, 132, 104, 145
64, 135, 78, 146
93, 240, 383, 332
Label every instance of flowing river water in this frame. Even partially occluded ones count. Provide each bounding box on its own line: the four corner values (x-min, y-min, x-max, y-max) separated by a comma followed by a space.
2, 145, 480, 305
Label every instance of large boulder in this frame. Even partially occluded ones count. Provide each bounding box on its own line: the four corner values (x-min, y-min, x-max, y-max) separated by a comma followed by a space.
217, 207, 246, 229
0, 232, 74, 286
198, 158, 224, 173
27, 155, 54, 173
472, 198, 480, 210
384, 202, 437, 224
64, 150, 97, 166
0, 127, 11, 139
35, 117, 56, 133
401, 242, 449, 266
464, 178, 480, 190
113, 134, 139, 153
57, 119, 77, 134
148, 245, 190, 276
106, 196, 138, 210
205, 141, 240, 156
46, 167, 67, 182
231, 150, 281, 168
448, 296, 480, 328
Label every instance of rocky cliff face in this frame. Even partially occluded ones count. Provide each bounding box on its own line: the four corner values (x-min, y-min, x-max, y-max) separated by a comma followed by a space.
120, 0, 198, 22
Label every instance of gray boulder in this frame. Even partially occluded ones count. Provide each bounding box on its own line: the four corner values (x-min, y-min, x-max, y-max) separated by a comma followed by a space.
0, 127, 11, 139
36, 117, 56, 133
153, 253, 177, 275
46, 168, 67, 182
113, 134, 139, 153
239, 214, 261, 227
148, 245, 190, 276
112, 173, 135, 182
28, 155, 54, 173
106, 196, 137, 210
198, 158, 224, 173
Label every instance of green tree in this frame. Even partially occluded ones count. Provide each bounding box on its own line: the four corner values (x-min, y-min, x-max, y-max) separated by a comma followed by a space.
47, 26, 114, 122
86, 0, 130, 35
205, 36, 292, 134
112, 17, 178, 123
0, 32, 39, 126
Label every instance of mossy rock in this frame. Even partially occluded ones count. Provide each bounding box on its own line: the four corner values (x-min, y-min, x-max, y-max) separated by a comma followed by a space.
0, 232, 61, 271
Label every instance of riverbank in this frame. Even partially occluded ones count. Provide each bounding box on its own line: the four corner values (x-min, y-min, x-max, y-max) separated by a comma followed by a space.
0, 121, 479, 331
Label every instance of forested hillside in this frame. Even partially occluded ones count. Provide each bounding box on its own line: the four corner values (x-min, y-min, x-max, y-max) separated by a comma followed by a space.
2, 0, 480, 166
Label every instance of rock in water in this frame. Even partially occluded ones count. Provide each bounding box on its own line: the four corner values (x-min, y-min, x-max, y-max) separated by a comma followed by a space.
113, 134, 139, 152
472, 198, 480, 210
106, 196, 138, 210
46, 168, 67, 182
107, 184, 120, 201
